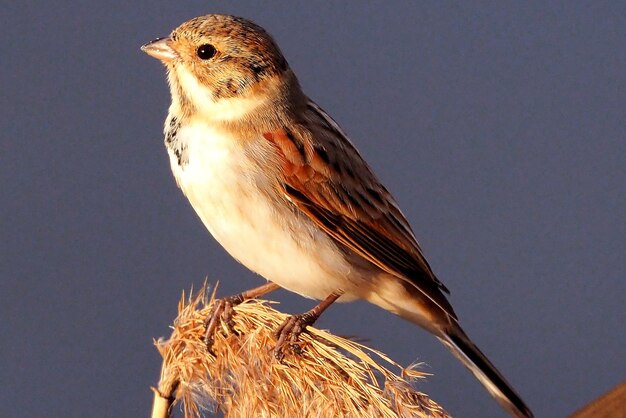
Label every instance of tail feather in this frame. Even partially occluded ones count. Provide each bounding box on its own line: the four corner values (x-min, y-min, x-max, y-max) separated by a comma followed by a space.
366, 277, 532, 416
438, 326, 533, 418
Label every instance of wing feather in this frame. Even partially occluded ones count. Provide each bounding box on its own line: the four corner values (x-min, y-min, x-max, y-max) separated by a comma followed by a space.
263, 100, 456, 319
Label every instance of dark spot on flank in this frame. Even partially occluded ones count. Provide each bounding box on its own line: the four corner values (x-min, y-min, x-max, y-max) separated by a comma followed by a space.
165, 116, 180, 145
173, 145, 188, 166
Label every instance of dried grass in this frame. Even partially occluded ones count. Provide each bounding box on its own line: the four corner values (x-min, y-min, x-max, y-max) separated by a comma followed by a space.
152, 285, 450, 418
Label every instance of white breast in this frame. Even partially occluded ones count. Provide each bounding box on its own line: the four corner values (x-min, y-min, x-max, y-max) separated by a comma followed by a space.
167, 121, 360, 300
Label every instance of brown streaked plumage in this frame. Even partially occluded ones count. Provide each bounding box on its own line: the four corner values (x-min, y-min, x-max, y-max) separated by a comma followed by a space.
142, 14, 533, 418
261, 120, 455, 320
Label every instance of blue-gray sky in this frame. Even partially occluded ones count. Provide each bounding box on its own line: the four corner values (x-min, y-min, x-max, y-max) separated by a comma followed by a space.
1, 2, 624, 417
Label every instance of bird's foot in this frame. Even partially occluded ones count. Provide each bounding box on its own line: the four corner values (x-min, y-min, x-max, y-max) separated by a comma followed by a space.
203, 282, 280, 355
273, 292, 343, 361
203, 294, 245, 354
274, 312, 316, 360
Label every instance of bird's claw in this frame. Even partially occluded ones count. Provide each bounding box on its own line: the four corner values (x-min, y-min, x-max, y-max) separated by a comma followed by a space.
203, 296, 242, 353
274, 313, 314, 360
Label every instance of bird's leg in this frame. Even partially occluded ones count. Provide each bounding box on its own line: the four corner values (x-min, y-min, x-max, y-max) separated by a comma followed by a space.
204, 282, 280, 350
274, 291, 342, 359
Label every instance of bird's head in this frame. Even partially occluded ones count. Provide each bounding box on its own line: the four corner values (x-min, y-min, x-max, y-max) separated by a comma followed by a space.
142, 14, 302, 123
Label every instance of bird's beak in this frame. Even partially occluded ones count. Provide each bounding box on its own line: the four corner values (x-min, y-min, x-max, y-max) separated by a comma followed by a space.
141, 37, 178, 62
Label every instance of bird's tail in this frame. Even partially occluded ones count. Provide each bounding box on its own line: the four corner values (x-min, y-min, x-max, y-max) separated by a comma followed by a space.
437, 324, 533, 418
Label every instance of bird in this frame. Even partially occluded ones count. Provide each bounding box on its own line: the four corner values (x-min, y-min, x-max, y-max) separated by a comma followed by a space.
141, 14, 533, 418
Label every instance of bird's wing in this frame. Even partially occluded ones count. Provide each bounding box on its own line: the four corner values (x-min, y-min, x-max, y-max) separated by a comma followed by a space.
262, 100, 456, 319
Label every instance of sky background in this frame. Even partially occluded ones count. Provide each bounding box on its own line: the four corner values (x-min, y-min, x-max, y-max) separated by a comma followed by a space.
1, 2, 624, 417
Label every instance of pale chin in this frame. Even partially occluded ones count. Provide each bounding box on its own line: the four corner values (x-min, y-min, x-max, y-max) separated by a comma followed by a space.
172, 66, 265, 122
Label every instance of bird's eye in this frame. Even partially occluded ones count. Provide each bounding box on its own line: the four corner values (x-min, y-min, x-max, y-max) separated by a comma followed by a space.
196, 44, 217, 60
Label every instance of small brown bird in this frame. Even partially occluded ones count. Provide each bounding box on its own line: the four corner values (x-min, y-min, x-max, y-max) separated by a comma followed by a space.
142, 14, 533, 418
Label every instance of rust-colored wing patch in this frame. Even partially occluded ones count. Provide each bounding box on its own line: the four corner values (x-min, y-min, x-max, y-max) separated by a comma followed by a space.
262, 101, 456, 319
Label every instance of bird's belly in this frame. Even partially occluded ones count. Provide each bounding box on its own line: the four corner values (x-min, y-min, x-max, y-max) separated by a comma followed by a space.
167, 129, 358, 300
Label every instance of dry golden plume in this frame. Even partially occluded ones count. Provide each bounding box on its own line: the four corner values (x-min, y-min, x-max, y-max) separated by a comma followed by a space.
151, 284, 450, 418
